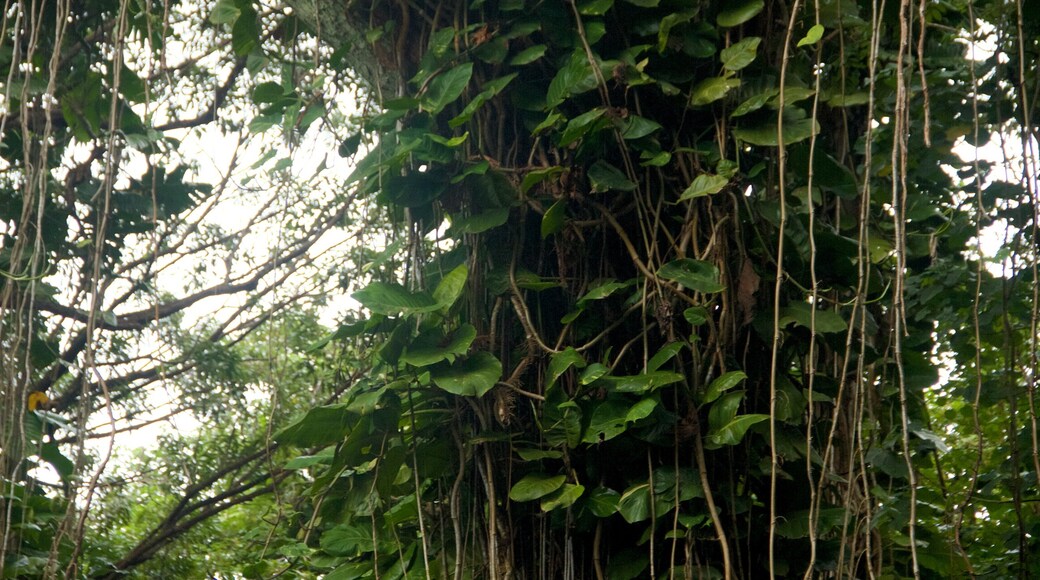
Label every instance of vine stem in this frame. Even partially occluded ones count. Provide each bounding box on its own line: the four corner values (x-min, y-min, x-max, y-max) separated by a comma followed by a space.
769, 1, 804, 577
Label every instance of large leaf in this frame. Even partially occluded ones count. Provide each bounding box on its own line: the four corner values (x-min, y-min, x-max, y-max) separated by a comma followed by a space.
430, 351, 502, 397
780, 302, 848, 333
734, 118, 820, 146
509, 473, 566, 501
400, 324, 477, 367
433, 264, 468, 309
352, 282, 440, 315
422, 62, 474, 113
657, 259, 725, 293
583, 398, 632, 443
598, 371, 684, 394
275, 404, 356, 447
617, 483, 651, 523
542, 199, 567, 238
586, 486, 620, 517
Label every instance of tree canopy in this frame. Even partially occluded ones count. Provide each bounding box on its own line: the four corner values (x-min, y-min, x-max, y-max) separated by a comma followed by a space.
2, 0, 1040, 578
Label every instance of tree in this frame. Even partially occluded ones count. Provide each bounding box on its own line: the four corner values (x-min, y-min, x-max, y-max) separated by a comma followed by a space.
0, 0, 372, 576
5, 0, 1040, 578
271, 0, 1040, 578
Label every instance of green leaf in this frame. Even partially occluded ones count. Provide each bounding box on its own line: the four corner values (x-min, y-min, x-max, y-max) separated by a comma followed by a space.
39, 443, 73, 481
541, 483, 585, 511
647, 342, 683, 372
708, 390, 744, 432
584, 398, 632, 443
542, 199, 567, 238
433, 264, 469, 309
717, 0, 765, 27
621, 115, 662, 140
598, 371, 684, 394
544, 400, 583, 448
587, 486, 620, 517
617, 483, 651, 523
209, 0, 240, 24
690, 77, 741, 106
579, 0, 613, 15
577, 279, 633, 307
580, 363, 609, 385
450, 207, 510, 234
797, 24, 825, 47
511, 44, 548, 65
657, 259, 725, 293
731, 88, 779, 117
708, 413, 769, 447
626, 397, 659, 422
721, 37, 761, 72
353, 282, 440, 315
549, 347, 587, 387
780, 302, 848, 333
521, 166, 565, 194
275, 404, 356, 447
559, 107, 607, 147
679, 174, 729, 201
588, 160, 636, 193
509, 473, 566, 501
321, 524, 374, 556
733, 118, 820, 146
516, 448, 564, 461
431, 351, 502, 397
285, 448, 335, 470
684, 306, 708, 326
658, 12, 695, 52
400, 324, 477, 367
702, 371, 747, 404
422, 62, 474, 114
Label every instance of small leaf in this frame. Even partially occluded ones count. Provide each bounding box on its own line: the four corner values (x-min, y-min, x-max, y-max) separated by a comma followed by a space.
658, 259, 725, 293
708, 413, 769, 447
679, 174, 729, 201
431, 351, 503, 397
621, 115, 662, 140
510, 473, 566, 501
598, 371, 684, 394
731, 88, 779, 118
521, 166, 565, 193
542, 199, 567, 238
721, 37, 761, 72
717, 0, 765, 27
658, 12, 695, 52
511, 44, 548, 65
702, 371, 747, 404
707, 391, 745, 432
559, 107, 608, 147
684, 306, 708, 326
580, 363, 609, 385
797, 24, 825, 47
690, 77, 741, 106
516, 448, 564, 461
577, 279, 633, 307
647, 342, 683, 372
422, 62, 474, 114
626, 397, 659, 422
588, 160, 636, 193
275, 404, 356, 447
549, 347, 587, 387
541, 483, 585, 511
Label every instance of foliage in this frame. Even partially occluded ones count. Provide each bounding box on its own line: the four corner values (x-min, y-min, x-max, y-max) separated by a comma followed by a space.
2, 0, 1040, 578
265, 0, 1040, 578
